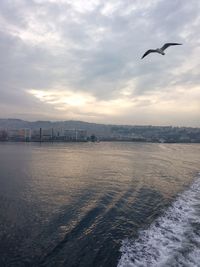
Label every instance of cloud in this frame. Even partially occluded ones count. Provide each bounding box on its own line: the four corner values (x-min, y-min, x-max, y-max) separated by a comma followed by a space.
0, 0, 199, 126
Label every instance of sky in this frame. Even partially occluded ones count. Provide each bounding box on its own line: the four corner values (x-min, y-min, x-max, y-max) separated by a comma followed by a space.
0, 0, 200, 126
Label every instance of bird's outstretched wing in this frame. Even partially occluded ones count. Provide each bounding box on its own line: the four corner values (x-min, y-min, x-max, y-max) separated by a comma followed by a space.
161, 43, 182, 51
141, 49, 157, 59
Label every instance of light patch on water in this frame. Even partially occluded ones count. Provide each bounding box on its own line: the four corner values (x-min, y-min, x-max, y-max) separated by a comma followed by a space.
118, 173, 200, 267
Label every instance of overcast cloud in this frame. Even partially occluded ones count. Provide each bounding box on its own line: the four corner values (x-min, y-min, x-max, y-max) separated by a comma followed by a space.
0, 0, 199, 126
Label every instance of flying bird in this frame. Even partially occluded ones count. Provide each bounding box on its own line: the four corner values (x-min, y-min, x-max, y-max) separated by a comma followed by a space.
141, 43, 182, 59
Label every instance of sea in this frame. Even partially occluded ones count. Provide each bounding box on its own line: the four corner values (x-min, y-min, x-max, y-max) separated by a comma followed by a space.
0, 142, 199, 267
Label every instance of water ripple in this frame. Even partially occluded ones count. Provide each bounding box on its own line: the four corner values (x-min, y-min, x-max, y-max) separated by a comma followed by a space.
118, 173, 200, 267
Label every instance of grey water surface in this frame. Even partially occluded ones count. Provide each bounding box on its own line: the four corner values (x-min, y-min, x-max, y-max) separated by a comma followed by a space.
0, 142, 199, 267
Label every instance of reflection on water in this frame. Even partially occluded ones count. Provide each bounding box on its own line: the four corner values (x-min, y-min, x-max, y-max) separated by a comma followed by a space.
0, 142, 199, 266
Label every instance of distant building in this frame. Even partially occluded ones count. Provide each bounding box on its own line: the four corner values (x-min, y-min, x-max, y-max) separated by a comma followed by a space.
8, 128, 31, 141
23, 129, 31, 141
31, 129, 41, 141
42, 128, 53, 141
0, 130, 8, 141
64, 129, 87, 141
30, 128, 87, 142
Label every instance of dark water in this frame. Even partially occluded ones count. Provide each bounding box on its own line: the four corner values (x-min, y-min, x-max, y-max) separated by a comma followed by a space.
0, 142, 199, 267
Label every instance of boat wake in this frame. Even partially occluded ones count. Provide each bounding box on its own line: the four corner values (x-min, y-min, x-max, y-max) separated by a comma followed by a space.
118, 173, 200, 267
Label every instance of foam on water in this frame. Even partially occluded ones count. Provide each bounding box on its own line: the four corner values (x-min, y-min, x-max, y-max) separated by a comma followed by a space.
118, 173, 200, 267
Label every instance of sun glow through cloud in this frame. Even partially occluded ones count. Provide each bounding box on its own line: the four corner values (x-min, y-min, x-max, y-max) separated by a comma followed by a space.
27, 83, 200, 124
28, 88, 134, 117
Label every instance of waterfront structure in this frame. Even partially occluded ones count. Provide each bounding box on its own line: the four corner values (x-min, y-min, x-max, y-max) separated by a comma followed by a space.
0, 123, 199, 143
7, 128, 31, 141
0, 130, 8, 141
64, 129, 87, 141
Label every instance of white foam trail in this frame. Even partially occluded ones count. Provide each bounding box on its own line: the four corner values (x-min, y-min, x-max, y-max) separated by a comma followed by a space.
118, 174, 200, 267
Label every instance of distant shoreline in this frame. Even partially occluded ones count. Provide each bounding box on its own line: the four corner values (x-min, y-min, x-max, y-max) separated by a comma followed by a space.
0, 140, 200, 144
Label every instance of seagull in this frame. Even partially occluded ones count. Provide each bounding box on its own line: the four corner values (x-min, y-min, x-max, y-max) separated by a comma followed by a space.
141, 43, 182, 59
